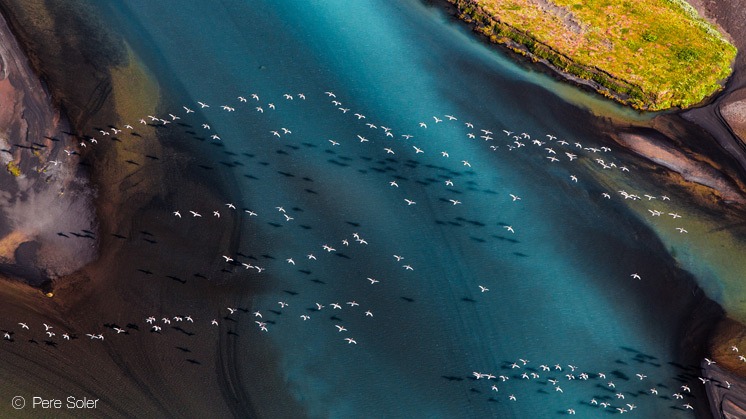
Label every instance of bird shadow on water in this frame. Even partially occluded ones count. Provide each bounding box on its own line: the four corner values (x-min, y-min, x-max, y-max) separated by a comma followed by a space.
165, 275, 186, 284
610, 370, 630, 381
455, 217, 485, 227
491, 235, 520, 244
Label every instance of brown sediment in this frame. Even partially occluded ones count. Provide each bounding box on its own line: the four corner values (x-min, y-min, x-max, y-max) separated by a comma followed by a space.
0, 1, 306, 416
704, 363, 746, 419
615, 131, 746, 204
709, 318, 746, 376
719, 100, 746, 143
0, 2, 172, 413
0, 230, 29, 261
0, 0, 127, 128
0, 5, 96, 286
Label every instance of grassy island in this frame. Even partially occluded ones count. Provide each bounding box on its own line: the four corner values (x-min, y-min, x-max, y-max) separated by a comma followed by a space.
449, 0, 737, 110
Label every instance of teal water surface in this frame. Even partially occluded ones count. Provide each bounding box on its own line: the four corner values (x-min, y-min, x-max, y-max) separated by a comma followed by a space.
90, 0, 714, 417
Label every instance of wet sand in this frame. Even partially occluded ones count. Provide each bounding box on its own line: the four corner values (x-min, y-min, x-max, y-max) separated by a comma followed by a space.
0, 10, 96, 287
0, 1, 304, 416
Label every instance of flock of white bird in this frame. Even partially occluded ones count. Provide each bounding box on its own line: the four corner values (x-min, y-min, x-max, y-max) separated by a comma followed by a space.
469, 350, 743, 415
7, 87, 722, 416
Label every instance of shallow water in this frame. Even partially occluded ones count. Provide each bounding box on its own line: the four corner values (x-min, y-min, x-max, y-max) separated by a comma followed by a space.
59, 0, 730, 417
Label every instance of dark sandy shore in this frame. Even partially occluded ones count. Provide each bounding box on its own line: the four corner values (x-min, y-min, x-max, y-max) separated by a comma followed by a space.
0, 2, 305, 417
704, 363, 746, 419
0, 6, 223, 415
664, 1, 746, 416
0, 12, 97, 288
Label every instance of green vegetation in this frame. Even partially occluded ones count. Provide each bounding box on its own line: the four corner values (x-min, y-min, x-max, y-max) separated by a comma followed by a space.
6, 161, 21, 177
449, 0, 737, 110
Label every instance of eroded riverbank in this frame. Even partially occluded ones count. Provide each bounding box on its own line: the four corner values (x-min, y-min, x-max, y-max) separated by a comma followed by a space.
0, 9, 96, 288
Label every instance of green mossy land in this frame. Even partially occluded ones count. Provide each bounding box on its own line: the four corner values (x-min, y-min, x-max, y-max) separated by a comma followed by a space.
450, 0, 737, 110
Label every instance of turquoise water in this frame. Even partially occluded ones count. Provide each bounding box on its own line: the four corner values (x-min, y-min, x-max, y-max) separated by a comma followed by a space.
90, 0, 713, 417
